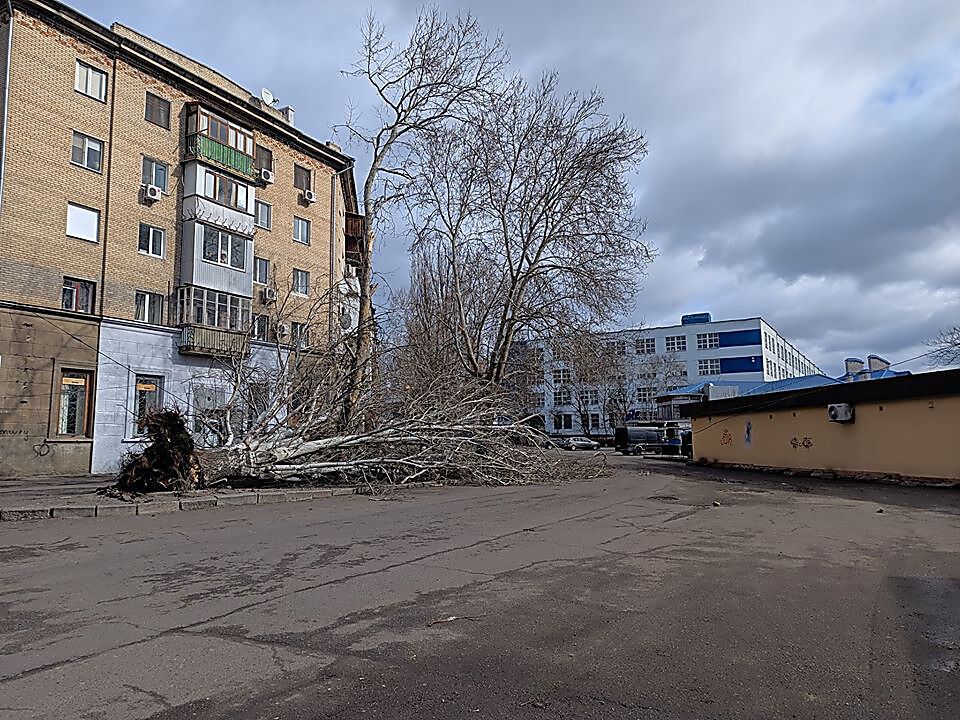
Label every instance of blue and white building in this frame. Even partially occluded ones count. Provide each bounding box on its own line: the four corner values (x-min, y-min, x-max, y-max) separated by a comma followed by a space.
534, 312, 821, 436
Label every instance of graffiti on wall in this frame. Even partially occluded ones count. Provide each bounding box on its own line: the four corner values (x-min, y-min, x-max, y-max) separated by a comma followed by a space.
790, 435, 814, 449
720, 429, 733, 446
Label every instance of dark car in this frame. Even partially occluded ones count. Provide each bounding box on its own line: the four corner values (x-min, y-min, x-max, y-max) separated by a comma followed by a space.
615, 426, 664, 455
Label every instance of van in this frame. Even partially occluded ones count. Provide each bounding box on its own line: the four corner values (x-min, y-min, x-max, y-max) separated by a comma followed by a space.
614, 426, 664, 455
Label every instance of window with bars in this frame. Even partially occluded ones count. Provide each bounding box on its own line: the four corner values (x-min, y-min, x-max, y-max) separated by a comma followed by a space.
133, 375, 164, 435
134, 291, 164, 325
696, 332, 719, 350
635, 337, 656, 354
665, 335, 687, 353
698, 359, 721, 375
58, 370, 92, 436
70, 131, 103, 172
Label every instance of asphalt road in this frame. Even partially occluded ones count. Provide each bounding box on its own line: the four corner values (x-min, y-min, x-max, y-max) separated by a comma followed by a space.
1, 455, 959, 719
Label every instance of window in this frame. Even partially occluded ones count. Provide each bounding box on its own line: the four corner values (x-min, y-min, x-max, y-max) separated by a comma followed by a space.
144, 92, 171, 129
589, 413, 601, 430
636, 387, 654, 403
665, 335, 687, 353
141, 156, 168, 192
292, 268, 310, 296
74, 60, 106, 102
58, 370, 92, 436
255, 145, 273, 172
134, 375, 164, 435
191, 384, 227, 439
553, 414, 573, 431
605, 340, 626, 355
66, 203, 99, 242
255, 200, 272, 229
250, 314, 269, 341
134, 291, 164, 324
552, 368, 571, 384
696, 332, 720, 350
294, 164, 312, 191
293, 216, 311, 245
698, 358, 721, 376
202, 225, 246, 270
187, 107, 255, 155
636, 337, 656, 354
70, 131, 103, 172
176, 287, 250, 331
199, 167, 248, 211
291, 321, 309, 349
138, 223, 164, 257
553, 388, 571, 406
253, 256, 270, 285
61, 277, 95, 313
581, 389, 599, 405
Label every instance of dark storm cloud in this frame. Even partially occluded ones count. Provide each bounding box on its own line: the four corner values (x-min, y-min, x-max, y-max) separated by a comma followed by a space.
71, 0, 960, 371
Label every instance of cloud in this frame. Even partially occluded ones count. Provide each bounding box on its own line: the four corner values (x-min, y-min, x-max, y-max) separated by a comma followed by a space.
71, 0, 960, 372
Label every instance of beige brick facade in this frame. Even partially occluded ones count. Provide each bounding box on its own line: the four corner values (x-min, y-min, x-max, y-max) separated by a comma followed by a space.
0, 1, 360, 477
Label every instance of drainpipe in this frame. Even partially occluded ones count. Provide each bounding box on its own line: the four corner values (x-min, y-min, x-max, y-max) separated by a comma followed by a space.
0, 0, 14, 213
328, 162, 354, 336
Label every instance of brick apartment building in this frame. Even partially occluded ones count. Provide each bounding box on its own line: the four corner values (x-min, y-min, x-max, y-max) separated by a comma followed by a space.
0, 0, 364, 476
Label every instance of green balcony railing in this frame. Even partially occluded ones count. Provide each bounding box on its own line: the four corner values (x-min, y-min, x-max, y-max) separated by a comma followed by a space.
186, 133, 255, 179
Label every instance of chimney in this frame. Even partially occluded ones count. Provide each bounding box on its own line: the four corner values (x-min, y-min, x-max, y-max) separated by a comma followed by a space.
867, 354, 890, 372
844, 357, 864, 378
325, 141, 342, 153
279, 106, 295, 126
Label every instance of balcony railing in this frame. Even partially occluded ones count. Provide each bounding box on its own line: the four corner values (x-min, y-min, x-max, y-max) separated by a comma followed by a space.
186, 133, 256, 179
178, 325, 249, 357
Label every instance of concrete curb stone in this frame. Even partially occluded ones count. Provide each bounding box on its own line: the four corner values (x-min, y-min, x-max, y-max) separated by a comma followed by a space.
0, 507, 51, 521
51, 506, 97, 519
96, 504, 138, 517
256, 491, 289, 504
136, 501, 181, 515
180, 497, 217, 511
215, 493, 258, 506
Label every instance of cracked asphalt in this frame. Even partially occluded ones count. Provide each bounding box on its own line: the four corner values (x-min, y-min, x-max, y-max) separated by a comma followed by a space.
1, 454, 959, 719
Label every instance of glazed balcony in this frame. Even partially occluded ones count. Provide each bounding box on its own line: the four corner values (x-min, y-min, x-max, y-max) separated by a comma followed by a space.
186, 133, 256, 180
178, 324, 249, 358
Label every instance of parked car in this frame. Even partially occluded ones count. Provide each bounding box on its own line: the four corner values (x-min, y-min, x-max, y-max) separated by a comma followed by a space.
558, 436, 601, 451
614, 426, 665, 455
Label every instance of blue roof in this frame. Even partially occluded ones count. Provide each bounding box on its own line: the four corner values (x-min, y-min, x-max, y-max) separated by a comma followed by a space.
742, 374, 842, 395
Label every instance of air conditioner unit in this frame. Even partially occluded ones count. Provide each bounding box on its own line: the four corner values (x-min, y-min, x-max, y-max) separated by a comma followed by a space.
259, 168, 274, 184
261, 287, 278, 303
302, 189, 317, 204
144, 184, 162, 202
275, 322, 289, 337
827, 403, 854, 423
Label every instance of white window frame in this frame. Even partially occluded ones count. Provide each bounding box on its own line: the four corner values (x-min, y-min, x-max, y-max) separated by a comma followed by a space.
636, 337, 656, 355
696, 332, 720, 350
255, 200, 272, 230
292, 268, 310, 296
250, 314, 270, 341
70, 131, 103, 173
202, 225, 246, 271
665, 335, 687, 353
134, 290, 164, 325
138, 223, 165, 258
62, 277, 96, 313
698, 358, 721, 376
293, 216, 311, 245
552, 368, 571, 384
132, 374, 165, 437
66, 203, 100, 242
74, 60, 107, 102
141, 156, 169, 192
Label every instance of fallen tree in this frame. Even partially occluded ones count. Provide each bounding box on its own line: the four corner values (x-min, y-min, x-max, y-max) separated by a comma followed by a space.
115, 409, 204, 493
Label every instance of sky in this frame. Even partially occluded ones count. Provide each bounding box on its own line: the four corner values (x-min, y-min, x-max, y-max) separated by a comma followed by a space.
72, 0, 960, 375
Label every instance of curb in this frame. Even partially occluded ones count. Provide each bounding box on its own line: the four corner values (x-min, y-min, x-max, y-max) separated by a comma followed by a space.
0, 482, 441, 523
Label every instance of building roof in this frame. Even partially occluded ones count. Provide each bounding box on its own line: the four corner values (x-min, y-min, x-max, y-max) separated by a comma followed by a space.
680, 368, 960, 418
741, 374, 842, 395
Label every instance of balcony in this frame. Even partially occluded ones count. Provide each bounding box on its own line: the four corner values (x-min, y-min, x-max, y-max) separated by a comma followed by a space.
345, 212, 365, 266
186, 133, 256, 180
178, 324, 249, 357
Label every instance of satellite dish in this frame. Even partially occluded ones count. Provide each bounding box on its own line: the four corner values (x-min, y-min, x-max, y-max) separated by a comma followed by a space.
260, 87, 275, 106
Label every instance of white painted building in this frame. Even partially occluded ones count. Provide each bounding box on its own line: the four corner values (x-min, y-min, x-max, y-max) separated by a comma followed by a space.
532, 313, 821, 436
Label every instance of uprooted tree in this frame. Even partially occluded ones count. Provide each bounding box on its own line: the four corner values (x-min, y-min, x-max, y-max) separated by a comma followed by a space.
118, 8, 650, 491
